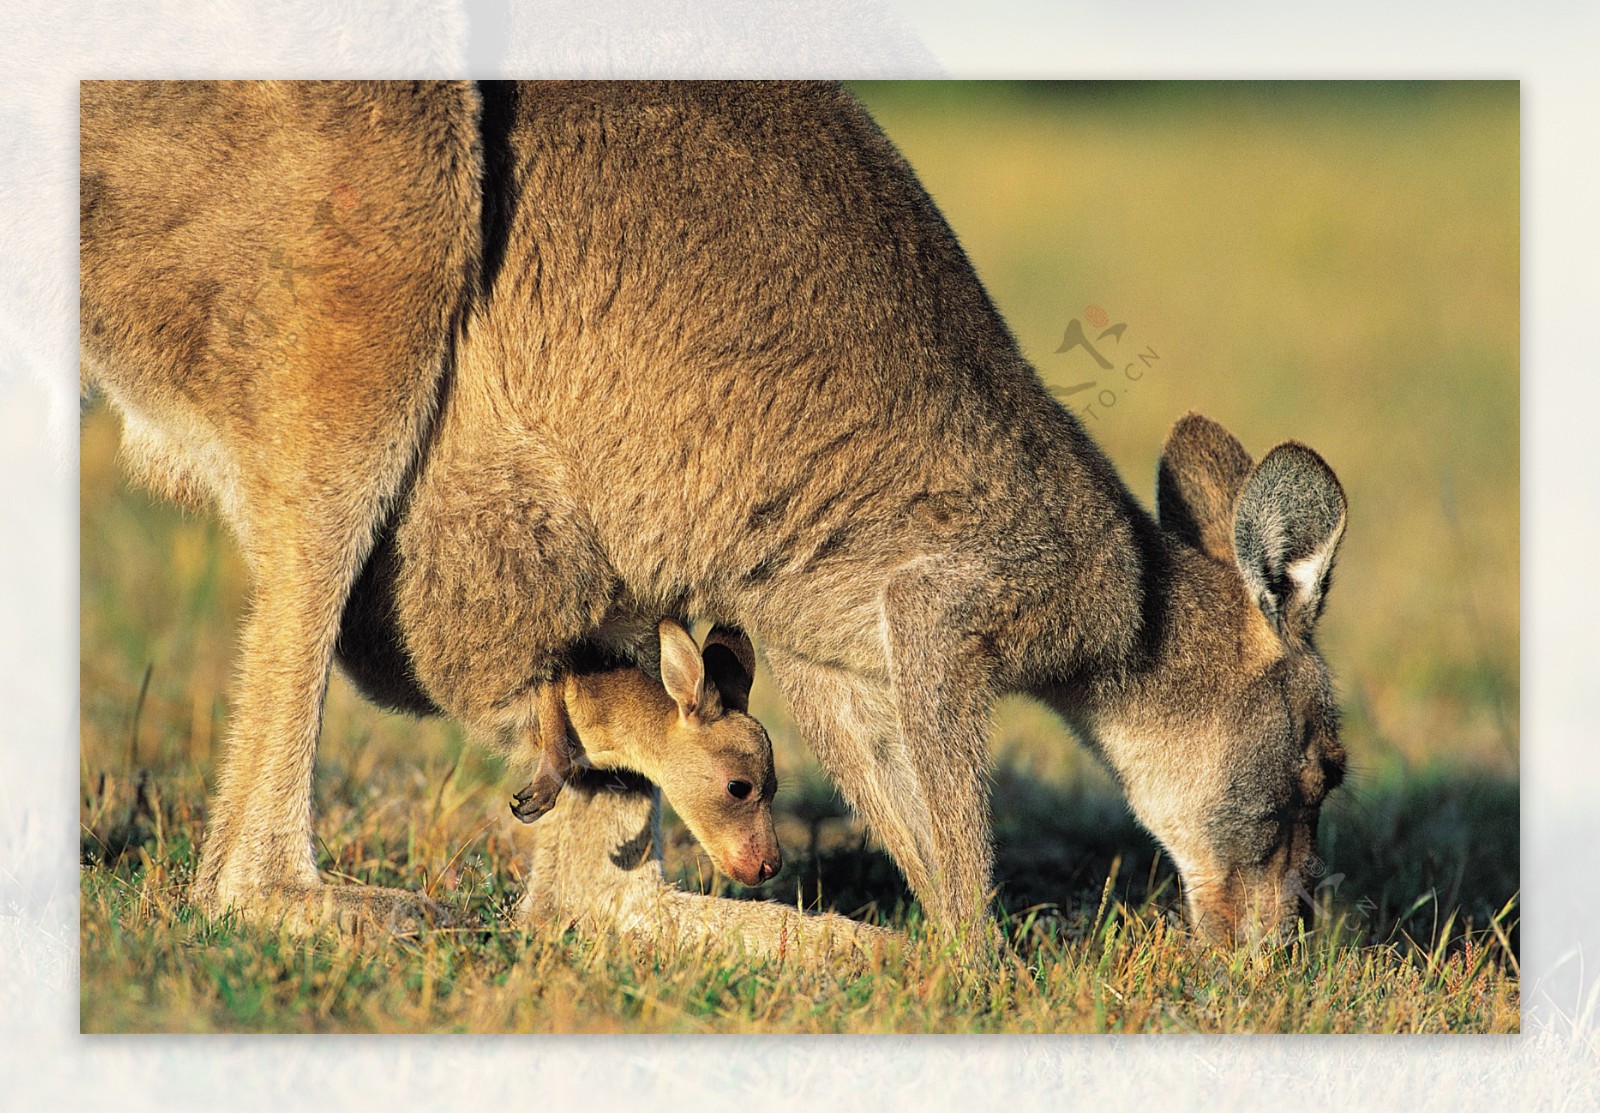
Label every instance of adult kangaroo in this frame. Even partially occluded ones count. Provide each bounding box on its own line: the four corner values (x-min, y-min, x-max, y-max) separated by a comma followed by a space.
81, 80, 1347, 946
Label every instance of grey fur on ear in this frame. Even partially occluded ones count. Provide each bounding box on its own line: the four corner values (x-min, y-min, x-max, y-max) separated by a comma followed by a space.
1232, 442, 1347, 641
1158, 412, 1255, 562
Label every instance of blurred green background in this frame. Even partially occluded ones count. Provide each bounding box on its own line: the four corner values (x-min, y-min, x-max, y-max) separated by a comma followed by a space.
82, 82, 1518, 954
851, 81, 1517, 764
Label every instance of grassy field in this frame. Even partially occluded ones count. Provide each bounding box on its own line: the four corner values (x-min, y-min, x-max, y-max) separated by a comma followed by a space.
79, 81, 1519, 1033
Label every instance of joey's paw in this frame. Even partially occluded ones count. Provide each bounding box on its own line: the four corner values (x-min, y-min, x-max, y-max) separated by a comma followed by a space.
511, 779, 562, 822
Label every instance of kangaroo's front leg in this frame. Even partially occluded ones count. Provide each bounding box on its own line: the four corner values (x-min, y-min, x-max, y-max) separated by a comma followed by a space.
762, 647, 940, 906
879, 559, 999, 941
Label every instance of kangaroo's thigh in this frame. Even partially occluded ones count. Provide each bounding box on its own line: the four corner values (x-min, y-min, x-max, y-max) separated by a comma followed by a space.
81, 82, 484, 923
81, 82, 481, 540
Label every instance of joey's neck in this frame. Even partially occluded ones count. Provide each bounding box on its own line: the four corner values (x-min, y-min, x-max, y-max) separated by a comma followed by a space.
563, 671, 676, 773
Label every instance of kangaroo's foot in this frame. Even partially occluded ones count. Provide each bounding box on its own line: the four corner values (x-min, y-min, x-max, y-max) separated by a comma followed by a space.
195, 881, 462, 935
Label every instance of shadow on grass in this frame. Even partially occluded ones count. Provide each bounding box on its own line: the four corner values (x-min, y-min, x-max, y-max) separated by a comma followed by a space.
726, 760, 1519, 953
83, 748, 1517, 958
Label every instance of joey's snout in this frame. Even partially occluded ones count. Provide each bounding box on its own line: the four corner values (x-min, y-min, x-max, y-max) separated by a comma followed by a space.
747, 853, 781, 885
720, 830, 782, 887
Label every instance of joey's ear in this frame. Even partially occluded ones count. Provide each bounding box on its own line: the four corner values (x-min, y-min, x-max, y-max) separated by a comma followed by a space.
701, 624, 755, 714
1232, 442, 1347, 643
1157, 412, 1255, 562
658, 619, 718, 720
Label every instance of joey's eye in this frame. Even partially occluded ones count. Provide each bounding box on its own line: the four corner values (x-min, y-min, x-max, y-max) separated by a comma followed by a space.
726, 779, 753, 800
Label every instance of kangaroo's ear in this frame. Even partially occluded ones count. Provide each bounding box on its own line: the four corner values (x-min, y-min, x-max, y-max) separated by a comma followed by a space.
1158, 412, 1255, 562
1232, 442, 1347, 643
701, 624, 755, 714
659, 619, 719, 721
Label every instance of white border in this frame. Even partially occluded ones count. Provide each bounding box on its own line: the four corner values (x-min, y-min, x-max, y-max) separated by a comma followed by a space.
4, 1, 1596, 1109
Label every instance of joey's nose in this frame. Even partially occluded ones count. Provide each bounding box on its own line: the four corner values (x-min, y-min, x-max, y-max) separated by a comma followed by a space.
756, 857, 779, 883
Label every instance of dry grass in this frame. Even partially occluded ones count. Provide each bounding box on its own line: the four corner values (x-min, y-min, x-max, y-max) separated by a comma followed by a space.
79, 81, 1519, 1033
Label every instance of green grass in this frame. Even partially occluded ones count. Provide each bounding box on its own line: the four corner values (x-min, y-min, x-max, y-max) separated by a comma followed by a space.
79, 753, 1518, 1033
79, 81, 1519, 1033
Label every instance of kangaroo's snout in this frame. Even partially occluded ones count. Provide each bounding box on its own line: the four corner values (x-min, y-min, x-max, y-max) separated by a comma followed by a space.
1176, 807, 1323, 948
1188, 867, 1301, 947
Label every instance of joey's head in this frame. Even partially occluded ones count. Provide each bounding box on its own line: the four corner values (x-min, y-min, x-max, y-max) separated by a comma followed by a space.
1096, 413, 1348, 946
653, 619, 781, 888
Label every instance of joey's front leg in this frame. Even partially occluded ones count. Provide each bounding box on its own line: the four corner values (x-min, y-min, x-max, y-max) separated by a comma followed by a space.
511, 682, 577, 823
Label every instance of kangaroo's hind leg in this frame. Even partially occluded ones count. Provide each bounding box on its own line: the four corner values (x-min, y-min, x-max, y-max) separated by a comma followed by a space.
81, 81, 485, 932
516, 766, 893, 966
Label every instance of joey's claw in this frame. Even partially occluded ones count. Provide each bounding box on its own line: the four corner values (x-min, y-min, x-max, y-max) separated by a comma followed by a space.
510, 780, 561, 823
510, 796, 556, 822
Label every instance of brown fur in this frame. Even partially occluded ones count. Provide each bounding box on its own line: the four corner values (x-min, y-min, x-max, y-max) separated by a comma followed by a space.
81, 80, 1347, 949
82, 80, 485, 930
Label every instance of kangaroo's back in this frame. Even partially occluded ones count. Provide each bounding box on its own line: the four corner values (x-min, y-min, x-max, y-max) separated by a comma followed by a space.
426, 81, 1140, 674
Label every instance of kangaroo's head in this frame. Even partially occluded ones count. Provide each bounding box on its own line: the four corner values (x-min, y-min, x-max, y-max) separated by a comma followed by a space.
1091, 413, 1348, 945
653, 620, 782, 888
